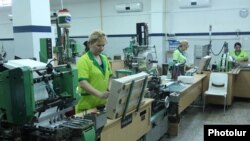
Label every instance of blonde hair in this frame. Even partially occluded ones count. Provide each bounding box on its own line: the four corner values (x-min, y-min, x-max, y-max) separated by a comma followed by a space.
179, 40, 188, 48
88, 30, 107, 45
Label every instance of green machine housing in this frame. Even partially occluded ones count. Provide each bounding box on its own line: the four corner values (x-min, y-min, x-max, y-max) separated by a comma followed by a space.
0, 61, 78, 125
39, 38, 53, 63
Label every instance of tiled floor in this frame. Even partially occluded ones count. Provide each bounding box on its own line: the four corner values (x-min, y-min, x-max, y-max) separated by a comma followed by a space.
160, 98, 250, 141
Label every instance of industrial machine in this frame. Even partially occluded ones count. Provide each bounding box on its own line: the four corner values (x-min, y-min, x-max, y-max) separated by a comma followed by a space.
0, 43, 7, 65
144, 76, 170, 141
0, 59, 95, 141
39, 38, 53, 63
218, 42, 234, 72
119, 23, 158, 77
113, 23, 169, 140
116, 23, 170, 140
207, 26, 236, 72
208, 41, 236, 72
52, 9, 81, 65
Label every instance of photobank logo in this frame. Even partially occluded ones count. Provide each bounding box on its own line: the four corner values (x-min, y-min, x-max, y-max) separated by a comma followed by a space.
208, 129, 247, 136
204, 125, 250, 140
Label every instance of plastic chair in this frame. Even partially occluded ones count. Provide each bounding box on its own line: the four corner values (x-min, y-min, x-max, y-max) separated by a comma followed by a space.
203, 72, 228, 113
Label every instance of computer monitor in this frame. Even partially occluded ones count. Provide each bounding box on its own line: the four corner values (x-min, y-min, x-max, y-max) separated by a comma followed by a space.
106, 72, 149, 119
197, 55, 212, 74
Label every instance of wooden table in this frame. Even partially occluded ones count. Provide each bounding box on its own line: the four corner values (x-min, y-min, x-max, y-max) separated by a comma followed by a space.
177, 74, 207, 114
162, 74, 207, 114
100, 98, 153, 141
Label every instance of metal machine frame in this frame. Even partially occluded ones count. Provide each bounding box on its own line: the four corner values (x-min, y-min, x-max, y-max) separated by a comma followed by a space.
0, 59, 94, 141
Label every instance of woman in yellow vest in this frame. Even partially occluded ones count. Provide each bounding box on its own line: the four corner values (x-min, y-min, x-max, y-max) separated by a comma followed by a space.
173, 40, 189, 64
171, 40, 189, 79
230, 42, 248, 62
75, 30, 112, 113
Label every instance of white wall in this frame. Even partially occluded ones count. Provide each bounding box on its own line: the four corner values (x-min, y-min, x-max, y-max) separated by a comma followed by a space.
50, 0, 150, 35
167, 0, 250, 32
0, 7, 13, 60
1, 0, 250, 66
52, 0, 154, 62
0, 7, 13, 39
165, 0, 250, 64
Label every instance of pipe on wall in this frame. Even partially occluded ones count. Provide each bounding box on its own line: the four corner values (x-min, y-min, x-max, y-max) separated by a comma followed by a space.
100, 0, 103, 30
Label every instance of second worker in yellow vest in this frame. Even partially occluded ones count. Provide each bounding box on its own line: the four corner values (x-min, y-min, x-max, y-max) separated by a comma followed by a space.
230, 42, 249, 62
173, 40, 189, 64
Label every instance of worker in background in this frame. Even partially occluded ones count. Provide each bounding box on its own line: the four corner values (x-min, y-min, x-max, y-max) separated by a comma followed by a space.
170, 40, 190, 79
82, 40, 89, 55
230, 42, 249, 62
75, 30, 113, 113
173, 40, 189, 64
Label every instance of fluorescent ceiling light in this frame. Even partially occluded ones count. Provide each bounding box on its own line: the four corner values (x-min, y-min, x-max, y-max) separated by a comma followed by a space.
0, 0, 12, 7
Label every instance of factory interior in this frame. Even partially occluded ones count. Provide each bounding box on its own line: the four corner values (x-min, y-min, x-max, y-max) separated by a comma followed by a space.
0, 0, 250, 140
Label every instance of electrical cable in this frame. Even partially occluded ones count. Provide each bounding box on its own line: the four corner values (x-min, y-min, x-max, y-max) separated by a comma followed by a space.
210, 41, 228, 56
207, 25, 228, 56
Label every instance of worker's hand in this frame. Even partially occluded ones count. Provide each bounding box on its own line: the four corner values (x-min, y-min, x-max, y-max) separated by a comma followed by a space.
99, 91, 109, 99
238, 58, 244, 62
240, 58, 248, 62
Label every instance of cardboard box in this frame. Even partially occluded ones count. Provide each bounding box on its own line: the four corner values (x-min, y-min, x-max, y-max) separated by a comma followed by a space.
109, 60, 124, 74
106, 72, 149, 119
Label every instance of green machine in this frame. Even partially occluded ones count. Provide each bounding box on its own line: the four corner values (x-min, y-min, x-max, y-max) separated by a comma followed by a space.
117, 23, 158, 77
52, 9, 82, 65
0, 59, 95, 141
39, 38, 53, 63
